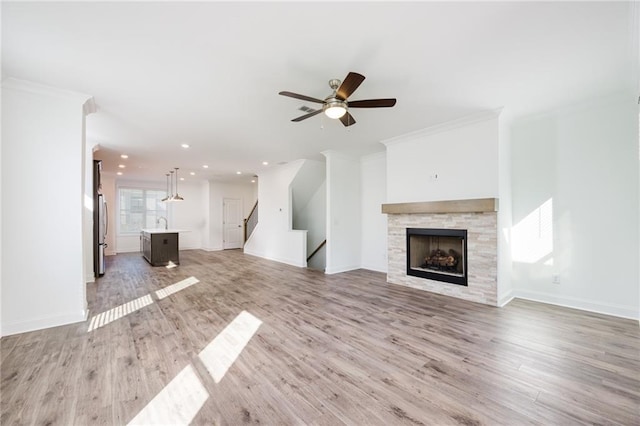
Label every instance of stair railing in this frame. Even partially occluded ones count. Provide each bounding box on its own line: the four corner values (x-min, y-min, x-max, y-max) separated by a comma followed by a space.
244, 200, 258, 242
306, 239, 326, 262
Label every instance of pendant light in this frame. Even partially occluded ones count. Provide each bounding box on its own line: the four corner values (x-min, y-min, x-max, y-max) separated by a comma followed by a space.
172, 167, 184, 201
167, 170, 175, 202
161, 173, 170, 202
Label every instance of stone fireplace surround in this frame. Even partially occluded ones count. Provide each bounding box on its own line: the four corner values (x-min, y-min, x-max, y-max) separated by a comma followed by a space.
382, 198, 499, 306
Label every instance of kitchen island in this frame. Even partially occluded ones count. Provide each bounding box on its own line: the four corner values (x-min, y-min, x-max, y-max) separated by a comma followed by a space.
140, 229, 182, 266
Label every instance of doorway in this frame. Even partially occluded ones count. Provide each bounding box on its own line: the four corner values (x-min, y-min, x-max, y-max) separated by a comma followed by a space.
223, 198, 243, 249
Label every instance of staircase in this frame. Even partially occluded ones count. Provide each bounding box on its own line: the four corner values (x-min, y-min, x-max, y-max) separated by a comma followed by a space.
244, 200, 258, 242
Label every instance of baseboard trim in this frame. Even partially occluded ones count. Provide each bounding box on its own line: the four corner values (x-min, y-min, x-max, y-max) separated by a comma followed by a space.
360, 264, 388, 274
243, 250, 305, 268
1, 310, 87, 337
202, 246, 222, 252
513, 289, 639, 320
325, 265, 361, 275
497, 290, 515, 307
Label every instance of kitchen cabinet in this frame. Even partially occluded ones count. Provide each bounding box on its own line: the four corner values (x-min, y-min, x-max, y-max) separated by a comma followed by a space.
141, 229, 179, 266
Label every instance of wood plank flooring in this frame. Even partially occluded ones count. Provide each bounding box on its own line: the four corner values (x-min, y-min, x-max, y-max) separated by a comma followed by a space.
1, 249, 639, 425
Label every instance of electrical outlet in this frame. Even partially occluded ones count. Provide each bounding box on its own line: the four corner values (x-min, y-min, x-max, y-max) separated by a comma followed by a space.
552, 274, 560, 284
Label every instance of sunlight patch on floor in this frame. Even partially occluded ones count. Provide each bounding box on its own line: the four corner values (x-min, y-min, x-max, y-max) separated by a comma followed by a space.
199, 310, 262, 383
155, 276, 200, 300
87, 295, 154, 332
126, 364, 208, 426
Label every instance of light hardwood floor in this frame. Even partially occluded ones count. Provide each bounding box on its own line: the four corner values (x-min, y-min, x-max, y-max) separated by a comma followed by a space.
1, 250, 639, 425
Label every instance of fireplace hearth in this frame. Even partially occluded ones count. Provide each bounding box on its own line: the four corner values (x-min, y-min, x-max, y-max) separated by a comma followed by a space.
406, 228, 467, 286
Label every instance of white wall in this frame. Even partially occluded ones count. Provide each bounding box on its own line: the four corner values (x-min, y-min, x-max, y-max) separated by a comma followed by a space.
207, 181, 256, 251
291, 159, 325, 219
244, 160, 307, 267
83, 143, 95, 283
497, 112, 513, 306
511, 94, 639, 319
360, 152, 388, 273
171, 180, 208, 250
200, 180, 211, 250
294, 180, 326, 271
1, 79, 92, 335
1, 79, 3, 335
384, 111, 500, 203
291, 159, 326, 270
324, 151, 361, 274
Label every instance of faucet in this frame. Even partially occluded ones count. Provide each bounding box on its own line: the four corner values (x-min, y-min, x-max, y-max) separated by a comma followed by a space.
157, 216, 168, 230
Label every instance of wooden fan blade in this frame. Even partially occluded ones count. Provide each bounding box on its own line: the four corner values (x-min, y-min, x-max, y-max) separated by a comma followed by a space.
336, 72, 365, 100
348, 98, 397, 108
339, 111, 356, 127
291, 108, 324, 122
279, 91, 325, 104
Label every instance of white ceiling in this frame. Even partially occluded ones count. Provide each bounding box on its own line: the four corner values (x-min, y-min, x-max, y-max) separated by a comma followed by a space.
2, 1, 636, 183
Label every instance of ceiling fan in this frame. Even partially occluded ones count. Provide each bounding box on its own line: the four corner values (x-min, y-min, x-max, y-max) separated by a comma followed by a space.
279, 72, 396, 127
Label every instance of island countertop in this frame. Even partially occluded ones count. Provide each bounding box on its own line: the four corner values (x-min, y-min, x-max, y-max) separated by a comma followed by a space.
140, 228, 188, 234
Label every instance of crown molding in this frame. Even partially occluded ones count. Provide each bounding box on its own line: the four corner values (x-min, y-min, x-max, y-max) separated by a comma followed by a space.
321, 149, 360, 161
83, 98, 97, 116
381, 108, 503, 147
511, 91, 634, 126
2, 77, 93, 104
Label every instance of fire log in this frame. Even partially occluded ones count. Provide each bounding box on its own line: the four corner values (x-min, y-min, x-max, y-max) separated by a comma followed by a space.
425, 249, 458, 267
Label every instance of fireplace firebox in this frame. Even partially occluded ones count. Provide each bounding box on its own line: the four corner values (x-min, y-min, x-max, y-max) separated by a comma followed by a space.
406, 228, 468, 286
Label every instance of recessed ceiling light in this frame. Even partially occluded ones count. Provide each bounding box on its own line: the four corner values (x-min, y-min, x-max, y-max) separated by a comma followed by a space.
236, 171, 242, 175
181, 144, 190, 148
120, 154, 129, 159
117, 172, 123, 176
251, 179, 256, 183
203, 165, 209, 168
118, 164, 126, 168
190, 172, 195, 176
262, 161, 269, 166
180, 177, 185, 181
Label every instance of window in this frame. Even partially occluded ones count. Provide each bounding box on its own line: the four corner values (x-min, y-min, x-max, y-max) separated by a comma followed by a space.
118, 188, 167, 234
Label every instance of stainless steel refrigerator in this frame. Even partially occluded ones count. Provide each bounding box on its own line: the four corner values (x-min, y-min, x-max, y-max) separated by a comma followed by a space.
97, 194, 108, 275
93, 160, 108, 277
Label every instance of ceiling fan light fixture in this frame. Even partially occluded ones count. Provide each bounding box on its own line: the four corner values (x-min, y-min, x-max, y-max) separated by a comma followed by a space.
324, 100, 347, 119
